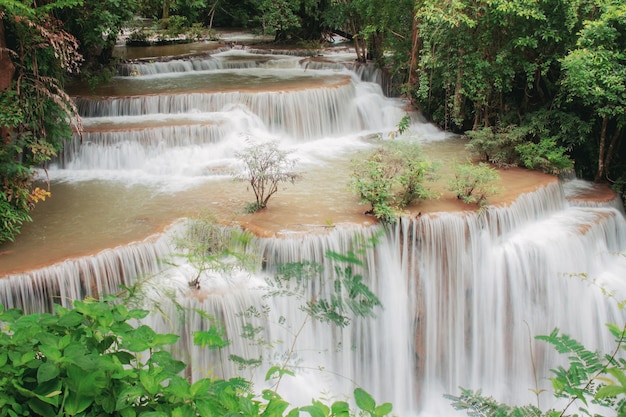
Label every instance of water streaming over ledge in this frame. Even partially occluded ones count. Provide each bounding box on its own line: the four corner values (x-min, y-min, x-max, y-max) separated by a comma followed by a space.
2, 181, 625, 416
2, 42, 625, 416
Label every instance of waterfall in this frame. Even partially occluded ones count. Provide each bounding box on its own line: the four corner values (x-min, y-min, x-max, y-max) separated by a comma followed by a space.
0, 231, 172, 314
399, 182, 626, 414
2, 182, 625, 415
74, 83, 368, 139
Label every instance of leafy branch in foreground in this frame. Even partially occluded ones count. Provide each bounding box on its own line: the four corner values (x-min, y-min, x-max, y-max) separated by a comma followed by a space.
262, 235, 383, 391
0, 298, 392, 417
448, 323, 626, 417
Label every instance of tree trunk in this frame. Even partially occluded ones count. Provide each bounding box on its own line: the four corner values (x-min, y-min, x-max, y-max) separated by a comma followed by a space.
162, 0, 171, 20
595, 116, 608, 182
0, 18, 16, 145
207, 1, 219, 30
603, 124, 622, 180
452, 50, 464, 126
407, 11, 421, 98
367, 30, 384, 66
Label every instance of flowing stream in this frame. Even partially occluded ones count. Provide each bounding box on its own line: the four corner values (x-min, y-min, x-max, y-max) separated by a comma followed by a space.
1, 40, 626, 416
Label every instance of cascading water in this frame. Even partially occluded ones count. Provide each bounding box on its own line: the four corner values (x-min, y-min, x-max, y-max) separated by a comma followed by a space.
1, 43, 625, 417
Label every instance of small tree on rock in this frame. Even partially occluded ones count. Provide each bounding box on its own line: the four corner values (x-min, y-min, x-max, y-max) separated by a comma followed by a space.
234, 140, 301, 213
448, 161, 501, 207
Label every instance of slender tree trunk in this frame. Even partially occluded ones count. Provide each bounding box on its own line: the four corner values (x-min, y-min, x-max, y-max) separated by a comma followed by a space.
0, 18, 16, 145
350, 18, 366, 62
207, 1, 219, 30
473, 103, 481, 130
408, 9, 421, 92
452, 50, 464, 126
595, 116, 608, 182
603, 124, 622, 180
162, 0, 171, 20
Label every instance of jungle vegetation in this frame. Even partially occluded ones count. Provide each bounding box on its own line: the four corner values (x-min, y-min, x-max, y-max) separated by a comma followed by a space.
1, 0, 624, 242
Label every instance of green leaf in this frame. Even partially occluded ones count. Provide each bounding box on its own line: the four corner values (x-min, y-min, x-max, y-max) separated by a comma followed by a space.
374, 402, 392, 416
150, 351, 186, 374
262, 397, 289, 417
27, 398, 55, 417
605, 366, 626, 387
37, 362, 60, 383
140, 369, 161, 396
190, 378, 213, 398
265, 366, 295, 381
152, 333, 179, 348
354, 388, 376, 412
331, 401, 350, 416
64, 390, 94, 415
165, 376, 191, 399
596, 384, 626, 399
194, 326, 229, 349
58, 310, 84, 328
116, 386, 145, 411
300, 404, 328, 417
39, 344, 62, 362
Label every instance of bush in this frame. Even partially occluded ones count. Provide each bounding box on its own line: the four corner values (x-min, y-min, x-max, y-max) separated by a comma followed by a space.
448, 161, 501, 207
349, 140, 437, 222
234, 140, 301, 212
516, 138, 574, 175
466, 122, 574, 175
126, 28, 152, 46
0, 299, 392, 417
465, 125, 526, 168
173, 214, 256, 289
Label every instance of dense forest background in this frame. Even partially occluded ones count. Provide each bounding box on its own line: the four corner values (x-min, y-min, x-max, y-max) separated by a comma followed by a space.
1, 0, 625, 243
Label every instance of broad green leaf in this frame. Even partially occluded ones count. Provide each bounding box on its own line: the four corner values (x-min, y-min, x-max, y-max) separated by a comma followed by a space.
64, 391, 94, 415
121, 407, 137, 417
34, 391, 61, 406
152, 333, 179, 348
239, 396, 259, 416
286, 408, 300, 417
265, 366, 295, 381
37, 362, 60, 383
39, 344, 62, 362
150, 351, 186, 374
165, 376, 191, 399
116, 386, 145, 411
27, 398, 55, 417
191, 378, 213, 397
140, 370, 160, 396
127, 308, 150, 320
58, 310, 84, 328
262, 397, 289, 417
312, 400, 329, 417
300, 404, 327, 417
354, 388, 376, 412
374, 402, 392, 416
331, 400, 350, 416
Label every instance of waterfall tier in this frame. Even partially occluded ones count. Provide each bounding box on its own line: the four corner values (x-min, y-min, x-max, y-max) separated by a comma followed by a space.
2, 182, 625, 416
